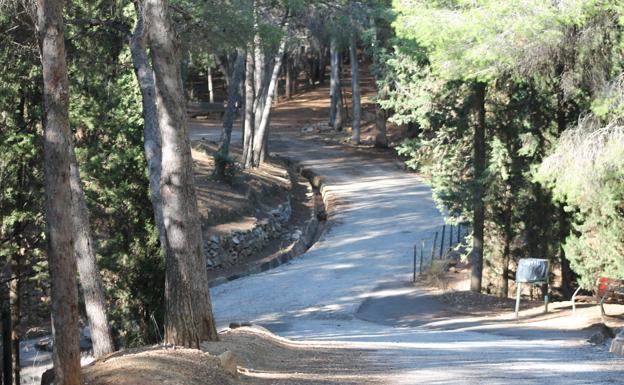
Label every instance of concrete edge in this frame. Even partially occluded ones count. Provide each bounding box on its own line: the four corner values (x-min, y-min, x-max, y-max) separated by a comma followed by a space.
208, 156, 329, 288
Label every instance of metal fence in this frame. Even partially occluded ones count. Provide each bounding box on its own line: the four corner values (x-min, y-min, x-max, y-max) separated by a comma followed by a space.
412, 223, 468, 282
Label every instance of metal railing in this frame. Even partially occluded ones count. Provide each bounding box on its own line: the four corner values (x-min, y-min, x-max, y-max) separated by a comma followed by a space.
412, 223, 468, 282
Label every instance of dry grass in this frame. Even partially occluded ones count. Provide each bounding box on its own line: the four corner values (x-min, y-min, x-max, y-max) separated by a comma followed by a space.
83, 347, 234, 385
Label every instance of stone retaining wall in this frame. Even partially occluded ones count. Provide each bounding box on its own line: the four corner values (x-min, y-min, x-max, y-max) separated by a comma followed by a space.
203, 198, 292, 269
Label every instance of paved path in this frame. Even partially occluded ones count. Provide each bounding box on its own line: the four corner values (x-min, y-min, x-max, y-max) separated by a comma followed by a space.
203, 127, 624, 384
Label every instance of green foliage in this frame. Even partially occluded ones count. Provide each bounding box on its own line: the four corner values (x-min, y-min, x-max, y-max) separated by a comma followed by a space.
538, 75, 624, 289
64, 1, 164, 345
0, 3, 49, 316
388, 0, 623, 294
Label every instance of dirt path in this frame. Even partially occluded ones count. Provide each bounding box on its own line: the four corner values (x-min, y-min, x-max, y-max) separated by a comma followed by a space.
192, 77, 624, 383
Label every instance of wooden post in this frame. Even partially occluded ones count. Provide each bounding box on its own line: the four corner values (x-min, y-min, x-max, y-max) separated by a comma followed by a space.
430, 232, 438, 267
449, 225, 454, 248
457, 223, 461, 244
515, 283, 522, 319
413, 245, 417, 283
207, 66, 214, 103
419, 240, 425, 275
439, 225, 446, 258
544, 282, 550, 313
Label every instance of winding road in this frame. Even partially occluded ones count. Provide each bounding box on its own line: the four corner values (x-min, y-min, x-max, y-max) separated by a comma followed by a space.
192, 121, 624, 384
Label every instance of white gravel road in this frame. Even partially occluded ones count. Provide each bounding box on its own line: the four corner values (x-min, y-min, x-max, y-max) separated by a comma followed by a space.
208, 129, 624, 384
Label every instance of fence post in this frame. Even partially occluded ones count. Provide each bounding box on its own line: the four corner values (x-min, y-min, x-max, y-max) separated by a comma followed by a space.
430, 232, 438, 268
413, 244, 417, 283
419, 240, 424, 275
457, 223, 461, 244
439, 225, 446, 258
449, 225, 454, 248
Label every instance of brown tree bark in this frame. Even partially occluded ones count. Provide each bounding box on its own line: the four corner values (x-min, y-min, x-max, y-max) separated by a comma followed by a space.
9, 257, 21, 385
129, 1, 168, 255
1, 272, 11, 385
36, 0, 82, 382
349, 35, 360, 144
471, 82, 486, 293
145, 0, 218, 347
329, 37, 343, 130
243, 48, 255, 168
69, 143, 114, 358
251, 39, 286, 167
215, 50, 245, 178
555, 63, 575, 298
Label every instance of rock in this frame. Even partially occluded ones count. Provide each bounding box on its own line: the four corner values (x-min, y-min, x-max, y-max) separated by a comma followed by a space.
209, 234, 220, 243
291, 230, 302, 241
588, 324, 615, 345
219, 350, 239, 377
610, 329, 624, 355
41, 368, 55, 385
35, 337, 54, 352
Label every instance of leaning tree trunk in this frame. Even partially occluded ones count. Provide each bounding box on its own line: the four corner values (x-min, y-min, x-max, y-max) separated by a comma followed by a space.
129, 1, 168, 253
243, 48, 255, 168
145, 0, 218, 347
329, 38, 343, 130
349, 35, 360, 144
471, 82, 487, 293
36, 0, 82, 382
215, 50, 245, 178
251, 39, 286, 167
69, 142, 115, 358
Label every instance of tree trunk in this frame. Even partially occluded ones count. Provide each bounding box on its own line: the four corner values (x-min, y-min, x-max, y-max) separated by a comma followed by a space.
555, 68, 574, 298
243, 48, 255, 168
471, 82, 486, 293
285, 53, 292, 99
216, 55, 231, 88
329, 38, 343, 130
129, 1, 169, 267
251, 39, 286, 167
501, 212, 512, 298
69, 143, 115, 358
207, 66, 214, 103
318, 46, 327, 84
1, 275, 11, 385
374, 104, 388, 148
9, 258, 20, 385
349, 36, 360, 144
36, 0, 82, 382
252, 37, 267, 143
145, 0, 218, 347
215, 50, 245, 178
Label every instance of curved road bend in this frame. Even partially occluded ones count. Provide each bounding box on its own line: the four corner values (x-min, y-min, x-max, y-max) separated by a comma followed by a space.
191, 126, 624, 384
